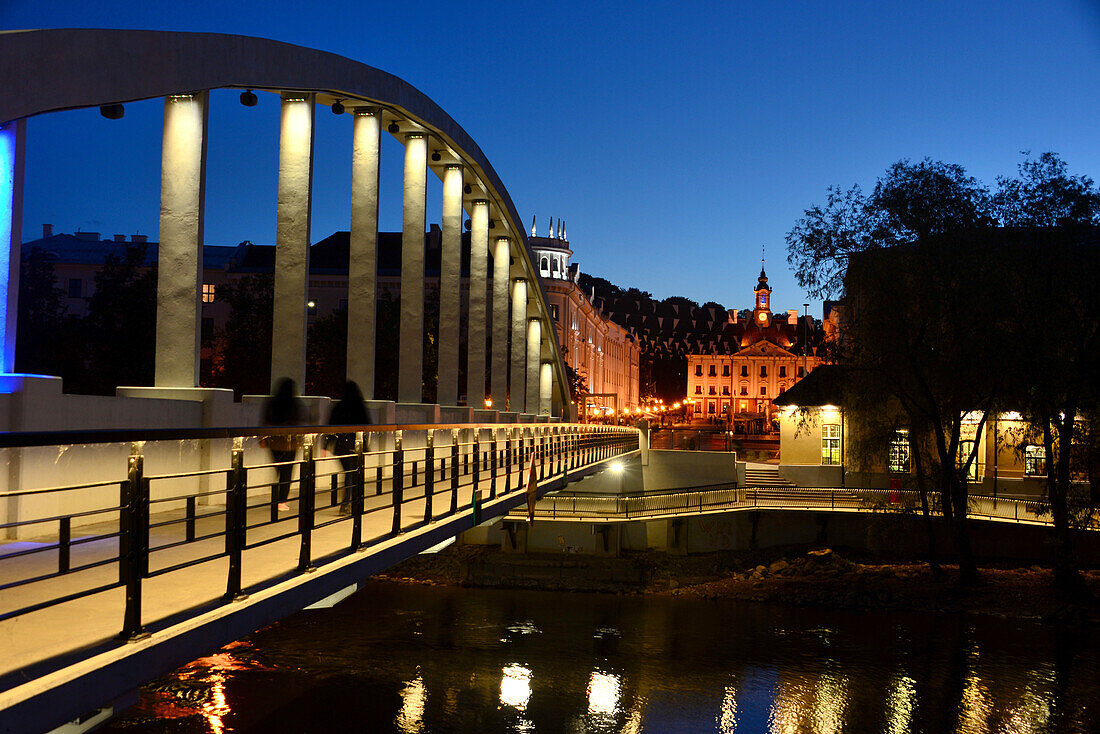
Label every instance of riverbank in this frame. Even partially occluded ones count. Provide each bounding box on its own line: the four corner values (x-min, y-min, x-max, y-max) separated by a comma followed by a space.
375, 543, 1100, 622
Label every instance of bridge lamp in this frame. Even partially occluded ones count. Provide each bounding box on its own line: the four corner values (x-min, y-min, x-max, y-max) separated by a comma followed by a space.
431, 150, 442, 162
484, 397, 493, 409
387, 121, 400, 133
99, 104, 125, 119
331, 99, 345, 115
239, 89, 258, 107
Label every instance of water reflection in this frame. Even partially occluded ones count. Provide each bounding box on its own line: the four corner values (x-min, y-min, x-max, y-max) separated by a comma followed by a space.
396, 670, 426, 733
500, 664, 533, 711
104, 583, 1100, 734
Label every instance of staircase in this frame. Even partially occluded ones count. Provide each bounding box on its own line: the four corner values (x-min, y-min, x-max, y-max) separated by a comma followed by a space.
743, 463, 796, 488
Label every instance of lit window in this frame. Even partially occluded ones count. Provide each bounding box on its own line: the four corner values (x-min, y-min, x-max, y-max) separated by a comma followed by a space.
708, 402, 716, 414
889, 429, 910, 473
822, 424, 841, 465
695, 385, 702, 394
551, 304, 559, 321
1024, 445, 1046, 476
958, 440, 979, 481
202, 283, 216, 303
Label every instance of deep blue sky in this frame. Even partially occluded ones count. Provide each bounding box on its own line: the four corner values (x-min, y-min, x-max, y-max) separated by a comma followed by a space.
4, 1, 1099, 316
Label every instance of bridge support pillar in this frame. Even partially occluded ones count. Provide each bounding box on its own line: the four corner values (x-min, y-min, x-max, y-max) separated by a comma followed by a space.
348, 107, 380, 398
155, 92, 208, 388
437, 165, 463, 406
539, 362, 552, 417
509, 279, 527, 411
399, 133, 427, 403
466, 200, 489, 406
526, 318, 541, 414
491, 237, 510, 411
0, 117, 23, 375
270, 92, 315, 391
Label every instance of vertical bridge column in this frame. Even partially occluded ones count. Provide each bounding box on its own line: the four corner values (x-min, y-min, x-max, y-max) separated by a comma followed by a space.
398, 133, 427, 404
509, 278, 528, 411
270, 92, 315, 390
0, 118, 25, 374
526, 318, 541, 414
437, 165, 463, 406
155, 91, 208, 388
539, 362, 552, 416
491, 236, 510, 410
466, 200, 489, 407
348, 107, 380, 398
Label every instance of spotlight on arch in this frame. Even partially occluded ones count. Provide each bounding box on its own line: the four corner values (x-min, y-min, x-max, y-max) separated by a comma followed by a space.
240, 89, 258, 107
387, 121, 400, 133
331, 99, 345, 115
99, 104, 125, 120
431, 150, 442, 162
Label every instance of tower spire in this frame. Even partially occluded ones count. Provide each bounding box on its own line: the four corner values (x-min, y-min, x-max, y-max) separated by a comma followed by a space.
531, 214, 536, 237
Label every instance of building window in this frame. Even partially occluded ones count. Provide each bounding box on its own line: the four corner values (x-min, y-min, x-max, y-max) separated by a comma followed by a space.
695, 386, 702, 395
708, 386, 716, 395
741, 365, 748, 377
708, 402, 716, 415
202, 283, 216, 303
779, 366, 786, 378
798, 366, 805, 378
760, 366, 767, 378
708, 365, 717, 377
889, 429, 910, 473
540, 257, 548, 274
739, 385, 748, 396
822, 424, 841, 465
722, 386, 730, 395
1024, 445, 1046, 476
695, 365, 703, 376
959, 440, 979, 481
759, 386, 767, 396
68, 278, 82, 298
551, 304, 560, 321
722, 365, 730, 377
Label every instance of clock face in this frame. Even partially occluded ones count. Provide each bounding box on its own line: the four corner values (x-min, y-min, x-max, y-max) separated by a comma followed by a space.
757, 312, 767, 323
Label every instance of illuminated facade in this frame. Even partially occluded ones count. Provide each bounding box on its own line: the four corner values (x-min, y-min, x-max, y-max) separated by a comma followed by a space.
685, 268, 826, 425
531, 221, 640, 414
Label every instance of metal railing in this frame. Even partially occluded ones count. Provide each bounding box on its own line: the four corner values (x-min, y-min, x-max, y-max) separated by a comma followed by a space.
514, 485, 1061, 526
0, 422, 640, 640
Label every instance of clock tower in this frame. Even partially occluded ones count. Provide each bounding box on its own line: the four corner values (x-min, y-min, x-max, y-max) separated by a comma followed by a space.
752, 266, 772, 327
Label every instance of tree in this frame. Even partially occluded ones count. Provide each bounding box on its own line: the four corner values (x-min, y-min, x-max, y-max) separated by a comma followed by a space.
789, 159, 1002, 584
15, 247, 76, 379
306, 306, 347, 398
207, 274, 273, 398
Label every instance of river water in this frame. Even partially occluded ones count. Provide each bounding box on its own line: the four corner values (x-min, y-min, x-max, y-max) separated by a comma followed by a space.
103, 581, 1098, 733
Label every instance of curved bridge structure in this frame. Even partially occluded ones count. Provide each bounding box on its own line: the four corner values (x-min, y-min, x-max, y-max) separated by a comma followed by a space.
0, 28, 569, 416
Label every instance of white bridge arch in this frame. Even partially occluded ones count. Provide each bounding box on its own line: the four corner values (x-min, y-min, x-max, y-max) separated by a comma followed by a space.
0, 28, 569, 417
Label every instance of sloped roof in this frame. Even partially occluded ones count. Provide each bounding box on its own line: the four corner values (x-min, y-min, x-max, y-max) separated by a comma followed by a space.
772, 365, 846, 407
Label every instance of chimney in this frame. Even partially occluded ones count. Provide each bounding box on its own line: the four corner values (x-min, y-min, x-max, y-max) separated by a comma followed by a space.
42, 224, 53, 238
113, 234, 126, 242
787, 309, 798, 325
131, 234, 148, 243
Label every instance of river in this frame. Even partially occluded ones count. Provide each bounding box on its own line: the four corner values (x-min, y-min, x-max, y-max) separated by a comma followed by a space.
102, 581, 1098, 733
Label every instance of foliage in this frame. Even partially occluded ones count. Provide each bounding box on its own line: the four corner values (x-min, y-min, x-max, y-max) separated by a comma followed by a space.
15, 247, 76, 379
207, 274, 273, 398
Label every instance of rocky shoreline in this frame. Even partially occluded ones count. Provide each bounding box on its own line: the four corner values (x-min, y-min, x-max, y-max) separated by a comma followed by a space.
374, 544, 1100, 623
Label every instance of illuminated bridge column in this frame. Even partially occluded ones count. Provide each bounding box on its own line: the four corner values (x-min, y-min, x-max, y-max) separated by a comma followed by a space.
155, 92, 208, 388
0, 118, 25, 374
466, 200, 489, 406
270, 92, 315, 390
437, 164, 463, 406
539, 362, 552, 416
398, 133, 427, 403
490, 236, 510, 410
526, 318, 541, 414
509, 278, 528, 411
347, 108, 380, 398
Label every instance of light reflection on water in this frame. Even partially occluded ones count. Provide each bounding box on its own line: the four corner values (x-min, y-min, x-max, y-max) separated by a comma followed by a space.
105, 582, 1100, 733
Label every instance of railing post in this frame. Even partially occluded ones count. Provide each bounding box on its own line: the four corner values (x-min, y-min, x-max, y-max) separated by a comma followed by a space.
185, 496, 196, 542
298, 435, 316, 573
392, 430, 404, 535
489, 431, 498, 500
374, 432, 384, 496
472, 433, 481, 509
352, 432, 365, 551
504, 429, 512, 495
120, 441, 148, 640
424, 431, 434, 522
450, 429, 459, 514
225, 437, 246, 600
58, 517, 71, 574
